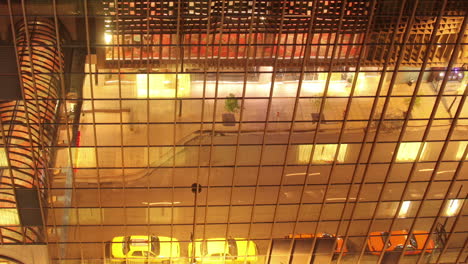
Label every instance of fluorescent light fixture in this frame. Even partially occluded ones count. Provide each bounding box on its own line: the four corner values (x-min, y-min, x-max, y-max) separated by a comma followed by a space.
398, 201, 411, 218
445, 199, 462, 217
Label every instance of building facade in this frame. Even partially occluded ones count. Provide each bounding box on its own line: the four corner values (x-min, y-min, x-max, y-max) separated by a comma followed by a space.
0, 0, 467, 263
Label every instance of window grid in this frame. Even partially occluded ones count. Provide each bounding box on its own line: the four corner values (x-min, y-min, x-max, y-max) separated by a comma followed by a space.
0, 0, 466, 263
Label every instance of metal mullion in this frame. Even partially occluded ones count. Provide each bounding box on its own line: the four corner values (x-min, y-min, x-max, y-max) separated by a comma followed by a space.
396, 20, 468, 263
414, 31, 426, 63
342, 1, 448, 262
243, 1, 289, 261
336, 33, 345, 62
190, 0, 214, 262
12, 2, 67, 256
322, 30, 334, 62
225, 0, 257, 245
434, 34, 443, 62
169, 0, 183, 261
234, 31, 241, 59
453, 233, 468, 263
435, 193, 468, 264
407, 33, 416, 63
110, 0, 131, 249
316, 32, 323, 61
83, 0, 106, 260
17, 1, 52, 191
112, 0, 128, 257
0, 110, 28, 245
415, 128, 468, 262
317, 1, 380, 262
343, 1, 433, 263
201, 0, 229, 262
6, 0, 46, 246
159, 33, 163, 62
221, 2, 258, 262
143, 2, 152, 263
290, 27, 299, 62
331, 0, 412, 261
441, 31, 451, 63
49, 0, 77, 261
186, 31, 192, 60
266, 3, 325, 263
197, 31, 202, 60
372, 13, 468, 263
273, 1, 358, 263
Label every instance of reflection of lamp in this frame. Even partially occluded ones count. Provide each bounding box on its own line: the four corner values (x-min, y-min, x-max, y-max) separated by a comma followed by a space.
445, 199, 461, 216
398, 201, 411, 218
104, 32, 112, 44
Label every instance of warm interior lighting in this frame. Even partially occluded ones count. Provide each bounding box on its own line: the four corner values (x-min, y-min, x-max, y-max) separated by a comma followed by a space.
0, 209, 20, 225
104, 32, 112, 44
301, 80, 348, 95
298, 144, 348, 164
445, 199, 462, 217
396, 142, 427, 162
0, 148, 8, 167
73, 147, 97, 168
456, 141, 468, 160
398, 201, 411, 218
136, 73, 191, 98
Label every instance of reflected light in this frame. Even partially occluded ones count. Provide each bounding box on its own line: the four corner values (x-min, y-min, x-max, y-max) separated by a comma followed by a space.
298, 144, 348, 164
0, 209, 20, 225
301, 81, 348, 95
456, 141, 468, 160
398, 201, 411, 218
0, 148, 8, 167
136, 74, 191, 98
396, 142, 427, 162
104, 32, 112, 44
445, 199, 462, 216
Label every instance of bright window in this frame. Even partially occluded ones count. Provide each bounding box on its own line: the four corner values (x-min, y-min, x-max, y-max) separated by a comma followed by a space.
73, 147, 97, 168
0, 148, 8, 167
136, 73, 191, 98
398, 201, 411, 218
298, 144, 347, 164
445, 199, 463, 217
456, 141, 468, 160
0, 209, 20, 225
396, 142, 427, 162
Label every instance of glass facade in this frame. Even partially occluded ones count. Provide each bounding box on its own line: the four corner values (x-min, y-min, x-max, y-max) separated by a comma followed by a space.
0, 0, 467, 263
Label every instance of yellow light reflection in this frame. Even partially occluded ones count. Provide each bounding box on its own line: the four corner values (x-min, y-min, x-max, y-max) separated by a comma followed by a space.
136, 73, 191, 98
0, 148, 8, 167
298, 144, 348, 164
73, 147, 97, 168
396, 142, 427, 162
445, 199, 462, 216
0, 209, 20, 225
456, 141, 468, 160
398, 201, 411, 218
